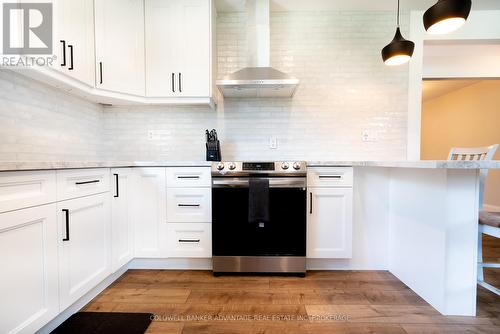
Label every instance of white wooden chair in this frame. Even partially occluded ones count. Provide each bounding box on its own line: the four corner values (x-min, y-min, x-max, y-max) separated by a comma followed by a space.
448, 144, 499, 295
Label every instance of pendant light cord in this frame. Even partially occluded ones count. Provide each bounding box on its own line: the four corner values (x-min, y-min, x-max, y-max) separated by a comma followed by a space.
397, 0, 400, 27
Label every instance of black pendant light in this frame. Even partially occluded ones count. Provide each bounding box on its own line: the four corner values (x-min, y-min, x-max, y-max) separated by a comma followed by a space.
382, 0, 415, 66
423, 0, 472, 35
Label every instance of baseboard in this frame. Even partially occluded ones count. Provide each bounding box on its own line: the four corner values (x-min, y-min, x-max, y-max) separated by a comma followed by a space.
483, 204, 500, 212
129, 258, 212, 270
306, 258, 388, 271
37, 265, 129, 334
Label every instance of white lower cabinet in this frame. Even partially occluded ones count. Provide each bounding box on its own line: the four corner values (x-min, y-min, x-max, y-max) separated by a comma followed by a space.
133, 168, 168, 258
111, 168, 134, 272
307, 187, 353, 258
0, 204, 59, 334
58, 193, 111, 310
166, 223, 211, 258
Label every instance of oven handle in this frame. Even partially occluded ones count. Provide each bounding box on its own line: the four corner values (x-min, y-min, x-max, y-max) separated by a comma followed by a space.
212, 177, 306, 188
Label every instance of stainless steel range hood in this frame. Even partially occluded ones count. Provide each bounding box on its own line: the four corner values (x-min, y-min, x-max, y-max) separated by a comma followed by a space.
216, 0, 299, 98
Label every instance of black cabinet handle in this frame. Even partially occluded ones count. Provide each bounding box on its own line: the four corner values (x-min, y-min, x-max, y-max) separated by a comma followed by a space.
178, 204, 200, 207
172, 73, 175, 92
60, 40, 66, 66
309, 192, 313, 214
178, 176, 200, 179
99, 62, 103, 84
114, 173, 119, 198
62, 209, 70, 241
178, 239, 200, 243
319, 175, 342, 179
68, 44, 74, 70
179, 73, 182, 92
75, 180, 100, 185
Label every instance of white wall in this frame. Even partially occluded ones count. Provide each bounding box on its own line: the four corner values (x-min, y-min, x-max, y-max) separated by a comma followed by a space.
104, 11, 410, 162
0, 70, 105, 161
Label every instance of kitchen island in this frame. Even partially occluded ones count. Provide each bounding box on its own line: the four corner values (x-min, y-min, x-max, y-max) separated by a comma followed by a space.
0, 160, 498, 317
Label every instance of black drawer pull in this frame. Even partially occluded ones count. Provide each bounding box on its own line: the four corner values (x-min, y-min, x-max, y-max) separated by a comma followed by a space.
60, 40, 66, 66
319, 175, 342, 179
114, 174, 119, 198
172, 73, 175, 92
75, 180, 100, 185
68, 44, 74, 70
178, 176, 200, 179
62, 209, 70, 241
309, 192, 313, 214
179, 72, 182, 92
178, 239, 200, 243
99, 62, 103, 84
178, 204, 200, 207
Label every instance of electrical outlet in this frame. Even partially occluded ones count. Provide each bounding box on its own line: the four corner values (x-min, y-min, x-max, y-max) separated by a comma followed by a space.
269, 136, 278, 149
362, 130, 378, 142
148, 130, 169, 141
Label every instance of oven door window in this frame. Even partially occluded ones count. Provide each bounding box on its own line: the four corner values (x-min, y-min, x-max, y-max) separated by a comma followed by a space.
212, 187, 306, 256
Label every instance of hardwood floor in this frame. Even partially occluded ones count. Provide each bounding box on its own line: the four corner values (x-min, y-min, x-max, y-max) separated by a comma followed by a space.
83, 267, 500, 334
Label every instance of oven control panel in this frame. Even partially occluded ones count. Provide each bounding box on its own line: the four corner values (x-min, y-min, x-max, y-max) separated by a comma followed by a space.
212, 161, 306, 176
242, 162, 275, 171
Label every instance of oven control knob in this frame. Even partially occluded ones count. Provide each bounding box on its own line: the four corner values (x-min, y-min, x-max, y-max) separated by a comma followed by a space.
293, 162, 302, 170
216, 162, 225, 171
228, 162, 236, 170
281, 162, 289, 170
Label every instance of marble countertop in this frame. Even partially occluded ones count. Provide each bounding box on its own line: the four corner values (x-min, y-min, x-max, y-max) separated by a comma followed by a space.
0, 160, 499, 172
307, 160, 500, 169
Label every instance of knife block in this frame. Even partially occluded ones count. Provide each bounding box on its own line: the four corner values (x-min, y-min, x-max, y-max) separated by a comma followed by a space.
206, 140, 221, 161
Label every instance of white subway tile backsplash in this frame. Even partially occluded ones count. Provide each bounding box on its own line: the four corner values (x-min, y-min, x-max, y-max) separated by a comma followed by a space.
1, 11, 409, 162
0, 70, 105, 161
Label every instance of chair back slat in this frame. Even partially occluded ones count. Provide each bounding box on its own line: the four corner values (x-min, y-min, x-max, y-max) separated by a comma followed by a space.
448, 145, 498, 161
447, 144, 499, 209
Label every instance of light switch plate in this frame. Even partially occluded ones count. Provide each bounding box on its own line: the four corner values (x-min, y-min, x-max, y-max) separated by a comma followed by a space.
269, 136, 278, 149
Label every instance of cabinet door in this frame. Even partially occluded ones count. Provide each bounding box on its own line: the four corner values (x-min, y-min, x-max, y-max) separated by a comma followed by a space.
307, 188, 353, 258
145, 0, 211, 98
145, 0, 180, 97
177, 0, 211, 97
0, 205, 59, 334
53, 0, 95, 86
133, 168, 167, 258
94, 0, 145, 95
111, 168, 134, 272
58, 194, 111, 310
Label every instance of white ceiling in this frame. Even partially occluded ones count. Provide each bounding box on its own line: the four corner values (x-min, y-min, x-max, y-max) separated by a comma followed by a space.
422, 79, 480, 102
215, 0, 500, 12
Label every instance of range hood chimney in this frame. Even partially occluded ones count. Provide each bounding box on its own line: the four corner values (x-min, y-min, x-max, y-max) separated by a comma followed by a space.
216, 0, 299, 98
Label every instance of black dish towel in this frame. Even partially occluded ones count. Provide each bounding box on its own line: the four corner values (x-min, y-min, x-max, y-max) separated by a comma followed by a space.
248, 178, 270, 224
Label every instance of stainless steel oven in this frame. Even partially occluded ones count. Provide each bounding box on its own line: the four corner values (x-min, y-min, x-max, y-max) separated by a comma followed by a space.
211, 161, 307, 275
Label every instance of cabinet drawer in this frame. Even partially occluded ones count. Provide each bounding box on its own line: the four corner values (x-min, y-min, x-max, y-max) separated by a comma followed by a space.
0, 170, 56, 213
166, 223, 211, 258
166, 167, 211, 188
167, 188, 211, 223
307, 167, 353, 187
57, 169, 110, 201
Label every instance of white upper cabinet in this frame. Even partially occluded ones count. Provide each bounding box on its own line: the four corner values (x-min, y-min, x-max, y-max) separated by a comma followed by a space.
53, 0, 95, 86
94, 0, 145, 96
145, 0, 212, 98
